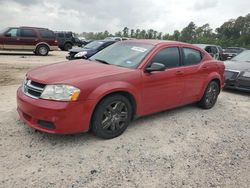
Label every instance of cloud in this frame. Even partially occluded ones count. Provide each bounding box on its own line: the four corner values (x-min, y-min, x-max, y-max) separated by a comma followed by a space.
0, 0, 249, 34
193, 0, 218, 10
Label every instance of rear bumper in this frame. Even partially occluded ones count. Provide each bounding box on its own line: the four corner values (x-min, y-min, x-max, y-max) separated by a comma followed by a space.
16, 87, 95, 134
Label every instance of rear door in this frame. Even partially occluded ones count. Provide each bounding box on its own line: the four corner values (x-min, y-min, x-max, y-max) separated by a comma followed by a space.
180, 47, 209, 103
19, 28, 38, 50
3, 28, 22, 50
142, 46, 185, 115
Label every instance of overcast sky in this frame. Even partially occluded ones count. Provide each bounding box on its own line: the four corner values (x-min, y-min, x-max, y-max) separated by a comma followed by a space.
0, 0, 249, 34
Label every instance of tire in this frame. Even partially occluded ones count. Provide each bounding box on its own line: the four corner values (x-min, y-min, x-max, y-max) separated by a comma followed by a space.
92, 95, 132, 139
198, 81, 220, 109
63, 43, 72, 51
36, 45, 49, 56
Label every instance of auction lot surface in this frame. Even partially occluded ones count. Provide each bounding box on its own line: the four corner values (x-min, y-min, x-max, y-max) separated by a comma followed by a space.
0, 51, 249, 187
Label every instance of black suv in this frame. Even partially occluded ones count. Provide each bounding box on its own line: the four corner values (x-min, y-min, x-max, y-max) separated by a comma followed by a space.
54, 31, 82, 51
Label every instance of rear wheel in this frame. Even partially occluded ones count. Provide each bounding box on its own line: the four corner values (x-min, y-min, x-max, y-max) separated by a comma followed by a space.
198, 81, 220, 109
92, 95, 132, 139
36, 45, 49, 56
64, 43, 72, 51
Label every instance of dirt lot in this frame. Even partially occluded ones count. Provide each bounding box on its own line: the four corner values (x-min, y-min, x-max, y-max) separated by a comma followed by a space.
0, 51, 249, 188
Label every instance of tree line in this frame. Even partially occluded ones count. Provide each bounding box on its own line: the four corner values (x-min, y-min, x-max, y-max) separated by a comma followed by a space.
78, 13, 250, 48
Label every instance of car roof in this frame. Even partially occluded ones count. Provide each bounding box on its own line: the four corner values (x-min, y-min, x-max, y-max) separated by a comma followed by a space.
19, 26, 49, 30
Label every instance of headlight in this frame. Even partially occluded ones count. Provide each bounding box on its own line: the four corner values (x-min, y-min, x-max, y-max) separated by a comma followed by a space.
74, 51, 87, 58
40, 85, 80, 101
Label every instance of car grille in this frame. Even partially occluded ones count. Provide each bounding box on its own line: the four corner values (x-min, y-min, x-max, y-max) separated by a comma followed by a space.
225, 70, 240, 80
23, 80, 46, 99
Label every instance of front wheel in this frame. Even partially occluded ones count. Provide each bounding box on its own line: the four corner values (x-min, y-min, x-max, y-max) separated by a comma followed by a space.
91, 95, 132, 139
198, 81, 220, 109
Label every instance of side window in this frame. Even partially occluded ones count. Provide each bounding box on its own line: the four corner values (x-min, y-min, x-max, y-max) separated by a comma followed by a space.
6, 28, 19, 37
65, 33, 72, 38
150, 47, 180, 68
211, 46, 218, 53
39, 30, 55, 39
20, 29, 37, 38
57, 33, 64, 38
205, 46, 212, 53
183, 48, 202, 66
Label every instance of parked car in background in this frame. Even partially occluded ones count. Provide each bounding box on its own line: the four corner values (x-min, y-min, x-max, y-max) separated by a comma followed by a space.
66, 40, 117, 60
224, 50, 250, 92
222, 47, 246, 60
0, 26, 58, 56
54, 31, 82, 51
194, 44, 223, 60
104, 37, 131, 41
17, 40, 224, 138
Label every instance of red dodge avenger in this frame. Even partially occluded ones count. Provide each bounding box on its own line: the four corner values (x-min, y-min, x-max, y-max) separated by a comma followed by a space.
17, 40, 225, 139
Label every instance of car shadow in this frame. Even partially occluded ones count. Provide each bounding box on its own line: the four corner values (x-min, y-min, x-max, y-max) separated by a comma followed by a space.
0, 52, 55, 56
25, 103, 197, 146
222, 88, 250, 96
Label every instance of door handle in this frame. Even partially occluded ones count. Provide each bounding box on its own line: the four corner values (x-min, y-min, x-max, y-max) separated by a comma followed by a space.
202, 66, 208, 69
175, 70, 184, 75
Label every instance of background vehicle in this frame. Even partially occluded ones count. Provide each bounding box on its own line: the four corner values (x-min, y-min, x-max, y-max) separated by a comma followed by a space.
66, 40, 117, 60
222, 47, 246, 60
194, 44, 223, 60
0, 26, 58, 56
224, 50, 250, 92
17, 40, 224, 139
104, 37, 131, 41
54, 31, 82, 51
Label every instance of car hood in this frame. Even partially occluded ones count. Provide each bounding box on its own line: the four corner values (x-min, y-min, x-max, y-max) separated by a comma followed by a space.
27, 60, 134, 86
224, 60, 250, 72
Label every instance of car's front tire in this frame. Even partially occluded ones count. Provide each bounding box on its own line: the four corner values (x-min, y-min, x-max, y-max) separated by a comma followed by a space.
91, 95, 132, 139
198, 81, 220, 109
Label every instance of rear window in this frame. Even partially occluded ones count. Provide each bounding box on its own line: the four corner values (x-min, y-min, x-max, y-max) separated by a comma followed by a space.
65, 33, 72, 38
57, 33, 64, 38
39, 30, 55, 39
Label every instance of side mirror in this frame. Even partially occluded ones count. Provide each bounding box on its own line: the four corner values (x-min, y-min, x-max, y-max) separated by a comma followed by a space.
4, 33, 11, 37
145, 62, 166, 72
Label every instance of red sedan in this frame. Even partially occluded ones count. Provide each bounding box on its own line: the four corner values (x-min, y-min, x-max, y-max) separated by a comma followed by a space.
17, 40, 225, 139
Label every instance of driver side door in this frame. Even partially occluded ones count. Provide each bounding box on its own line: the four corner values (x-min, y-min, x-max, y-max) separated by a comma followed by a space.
141, 47, 185, 115
3, 28, 22, 50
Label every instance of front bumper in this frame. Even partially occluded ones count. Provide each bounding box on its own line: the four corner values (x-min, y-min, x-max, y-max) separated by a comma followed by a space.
16, 87, 95, 134
224, 77, 250, 92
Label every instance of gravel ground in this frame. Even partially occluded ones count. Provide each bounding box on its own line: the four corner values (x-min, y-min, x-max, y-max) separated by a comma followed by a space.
0, 51, 249, 188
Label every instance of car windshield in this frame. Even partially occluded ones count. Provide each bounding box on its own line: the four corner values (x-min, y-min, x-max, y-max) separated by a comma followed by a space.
84, 41, 104, 49
231, 50, 250, 62
89, 42, 154, 69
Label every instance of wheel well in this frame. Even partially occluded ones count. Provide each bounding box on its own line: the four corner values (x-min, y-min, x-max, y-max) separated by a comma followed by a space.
211, 78, 221, 92
64, 42, 73, 46
92, 91, 137, 121
36, 43, 49, 51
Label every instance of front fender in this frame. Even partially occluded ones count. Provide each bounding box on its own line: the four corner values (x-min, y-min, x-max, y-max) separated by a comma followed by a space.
86, 81, 142, 115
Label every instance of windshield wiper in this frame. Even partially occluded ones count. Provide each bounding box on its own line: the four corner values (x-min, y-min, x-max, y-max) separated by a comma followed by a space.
94, 59, 110, 65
